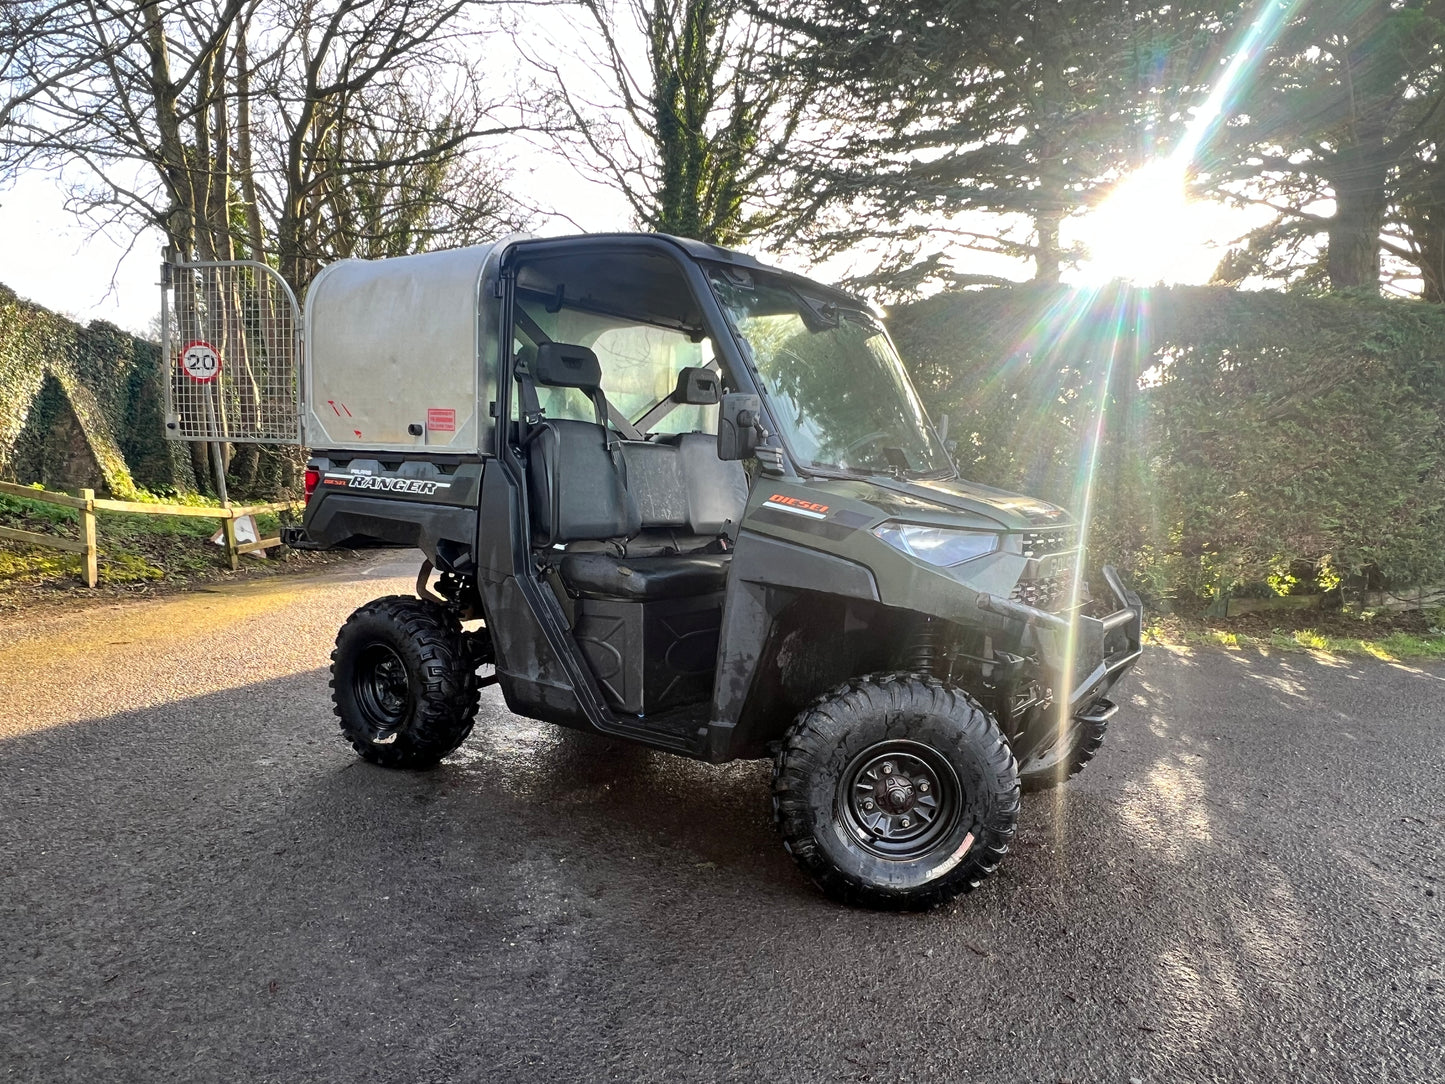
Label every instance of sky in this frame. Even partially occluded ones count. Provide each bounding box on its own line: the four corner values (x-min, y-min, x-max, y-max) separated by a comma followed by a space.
0, 0, 1286, 339
0, 158, 1262, 341
0, 171, 167, 335
0, 0, 1264, 344
0, 160, 644, 338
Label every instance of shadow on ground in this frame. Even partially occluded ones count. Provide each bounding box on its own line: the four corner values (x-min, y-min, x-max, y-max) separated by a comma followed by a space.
1, 648, 1441, 1083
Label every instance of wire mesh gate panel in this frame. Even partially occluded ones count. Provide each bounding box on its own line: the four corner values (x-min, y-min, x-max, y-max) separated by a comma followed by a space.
162, 259, 303, 443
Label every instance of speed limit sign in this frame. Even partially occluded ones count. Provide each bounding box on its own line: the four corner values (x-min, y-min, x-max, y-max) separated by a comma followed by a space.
179, 340, 222, 383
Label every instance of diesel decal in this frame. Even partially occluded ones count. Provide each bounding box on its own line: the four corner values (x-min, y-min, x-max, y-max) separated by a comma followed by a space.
753, 505, 858, 541
327, 473, 451, 496
766, 493, 830, 518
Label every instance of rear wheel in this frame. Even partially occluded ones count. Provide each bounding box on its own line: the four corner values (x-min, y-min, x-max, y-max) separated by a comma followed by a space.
330, 595, 480, 769
772, 673, 1020, 910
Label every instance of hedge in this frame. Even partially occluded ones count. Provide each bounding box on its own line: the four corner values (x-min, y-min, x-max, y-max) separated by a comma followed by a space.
0, 284, 198, 497
889, 284, 1445, 601
9, 274, 1444, 598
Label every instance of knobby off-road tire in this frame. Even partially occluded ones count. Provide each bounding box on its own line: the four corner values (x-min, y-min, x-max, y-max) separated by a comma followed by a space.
773, 673, 1020, 910
331, 595, 480, 769
1018, 712, 1108, 793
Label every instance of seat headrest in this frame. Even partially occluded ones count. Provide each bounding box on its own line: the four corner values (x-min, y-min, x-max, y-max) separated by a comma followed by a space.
534, 342, 602, 391
674, 366, 721, 405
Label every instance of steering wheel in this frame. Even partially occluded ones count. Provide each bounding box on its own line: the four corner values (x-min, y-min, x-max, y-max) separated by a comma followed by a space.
839, 430, 891, 464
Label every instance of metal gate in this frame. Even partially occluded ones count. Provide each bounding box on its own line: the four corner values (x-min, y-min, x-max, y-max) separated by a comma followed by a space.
161, 257, 303, 444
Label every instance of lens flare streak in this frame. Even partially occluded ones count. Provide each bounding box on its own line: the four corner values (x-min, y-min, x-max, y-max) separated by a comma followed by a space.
1038, 0, 1304, 746
1074, 0, 1305, 285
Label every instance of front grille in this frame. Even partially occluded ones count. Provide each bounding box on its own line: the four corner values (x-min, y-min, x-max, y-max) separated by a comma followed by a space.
1020, 527, 1076, 559
1011, 566, 1075, 610
1012, 525, 1081, 611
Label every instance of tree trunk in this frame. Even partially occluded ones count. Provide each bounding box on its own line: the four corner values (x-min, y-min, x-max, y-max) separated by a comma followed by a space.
1031, 6, 1066, 285
1034, 209, 1062, 285
1326, 2, 1390, 293
1419, 225, 1445, 303
142, 6, 197, 259
1327, 133, 1387, 291
234, 18, 268, 262
1402, 189, 1445, 303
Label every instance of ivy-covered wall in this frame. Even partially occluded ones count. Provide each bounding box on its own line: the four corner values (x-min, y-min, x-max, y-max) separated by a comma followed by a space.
890, 284, 1445, 600
0, 285, 198, 497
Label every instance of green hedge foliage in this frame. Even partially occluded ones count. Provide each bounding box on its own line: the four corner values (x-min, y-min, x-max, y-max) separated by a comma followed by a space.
0, 284, 197, 497
890, 284, 1445, 600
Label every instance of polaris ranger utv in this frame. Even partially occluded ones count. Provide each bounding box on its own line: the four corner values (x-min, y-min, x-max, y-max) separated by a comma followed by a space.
163, 233, 1141, 909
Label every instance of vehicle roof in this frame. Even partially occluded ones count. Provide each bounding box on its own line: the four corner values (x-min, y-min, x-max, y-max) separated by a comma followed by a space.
506, 233, 873, 312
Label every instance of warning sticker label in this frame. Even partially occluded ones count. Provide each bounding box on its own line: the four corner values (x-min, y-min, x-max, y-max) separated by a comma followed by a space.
426, 408, 457, 433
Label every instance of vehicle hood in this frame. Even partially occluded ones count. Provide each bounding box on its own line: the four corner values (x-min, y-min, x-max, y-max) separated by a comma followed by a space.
815, 474, 1072, 532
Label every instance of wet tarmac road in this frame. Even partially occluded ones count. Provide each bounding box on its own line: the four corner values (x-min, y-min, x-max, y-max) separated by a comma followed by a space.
1, 553, 1441, 1083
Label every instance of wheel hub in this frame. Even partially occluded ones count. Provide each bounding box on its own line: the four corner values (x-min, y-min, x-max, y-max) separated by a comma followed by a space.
841, 743, 960, 859
354, 641, 411, 739
880, 771, 916, 812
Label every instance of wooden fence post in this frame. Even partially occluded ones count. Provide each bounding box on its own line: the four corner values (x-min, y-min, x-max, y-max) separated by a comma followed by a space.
220, 509, 239, 571
0, 484, 298, 582
80, 488, 98, 588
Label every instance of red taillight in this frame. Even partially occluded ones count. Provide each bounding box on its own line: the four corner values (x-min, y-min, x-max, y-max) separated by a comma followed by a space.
304, 468, 320, 502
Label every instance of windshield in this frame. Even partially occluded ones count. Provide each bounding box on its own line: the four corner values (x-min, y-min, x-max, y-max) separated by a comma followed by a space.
708, 269, 951, 477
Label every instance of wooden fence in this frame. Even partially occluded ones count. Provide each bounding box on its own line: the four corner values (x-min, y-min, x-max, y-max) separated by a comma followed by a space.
0, 480, 301, 587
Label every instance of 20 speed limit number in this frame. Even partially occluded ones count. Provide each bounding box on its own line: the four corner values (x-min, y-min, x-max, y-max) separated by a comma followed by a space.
179, 340, 222, 383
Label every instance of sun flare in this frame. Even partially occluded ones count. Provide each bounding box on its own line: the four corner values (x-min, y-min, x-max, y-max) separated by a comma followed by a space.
1071, 161, 1229, 287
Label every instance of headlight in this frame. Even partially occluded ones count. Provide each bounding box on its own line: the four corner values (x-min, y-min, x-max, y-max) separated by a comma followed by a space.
873, 522, 1000, 567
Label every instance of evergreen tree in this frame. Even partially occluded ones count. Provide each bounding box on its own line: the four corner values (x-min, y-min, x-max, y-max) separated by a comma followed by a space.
767, 0, 1227, 292
1206, 0, 1445, 293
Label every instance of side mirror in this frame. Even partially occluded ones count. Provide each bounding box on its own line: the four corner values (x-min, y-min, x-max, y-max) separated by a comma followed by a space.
718, 392, 763, 461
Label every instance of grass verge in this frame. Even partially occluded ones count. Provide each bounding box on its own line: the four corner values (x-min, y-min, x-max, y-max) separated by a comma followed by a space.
1144, 608, 1445, 662
0, 486, 360, 614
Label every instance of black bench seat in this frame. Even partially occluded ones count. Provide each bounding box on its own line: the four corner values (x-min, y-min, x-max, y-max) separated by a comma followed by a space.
559, 551, 731, 602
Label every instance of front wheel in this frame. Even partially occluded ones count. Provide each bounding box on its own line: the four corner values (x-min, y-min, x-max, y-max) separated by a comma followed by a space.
330, 595, 480, 769
772, 673, 1020, 910
1017, 709, 1108, 792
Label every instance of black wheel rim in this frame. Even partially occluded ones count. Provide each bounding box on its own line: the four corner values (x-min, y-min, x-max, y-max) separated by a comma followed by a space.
353, 642, 410, 733
839, 740, 961, 860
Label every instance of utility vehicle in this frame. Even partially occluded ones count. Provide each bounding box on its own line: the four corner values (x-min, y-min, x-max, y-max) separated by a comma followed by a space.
163, 233, 1142, 909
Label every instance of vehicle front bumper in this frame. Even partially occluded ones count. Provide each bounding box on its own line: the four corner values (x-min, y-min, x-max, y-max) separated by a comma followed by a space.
975, 564, 1144, 713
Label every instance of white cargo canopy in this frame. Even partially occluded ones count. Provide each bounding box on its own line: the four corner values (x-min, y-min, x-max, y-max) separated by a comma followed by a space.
304, 241, 508, 454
